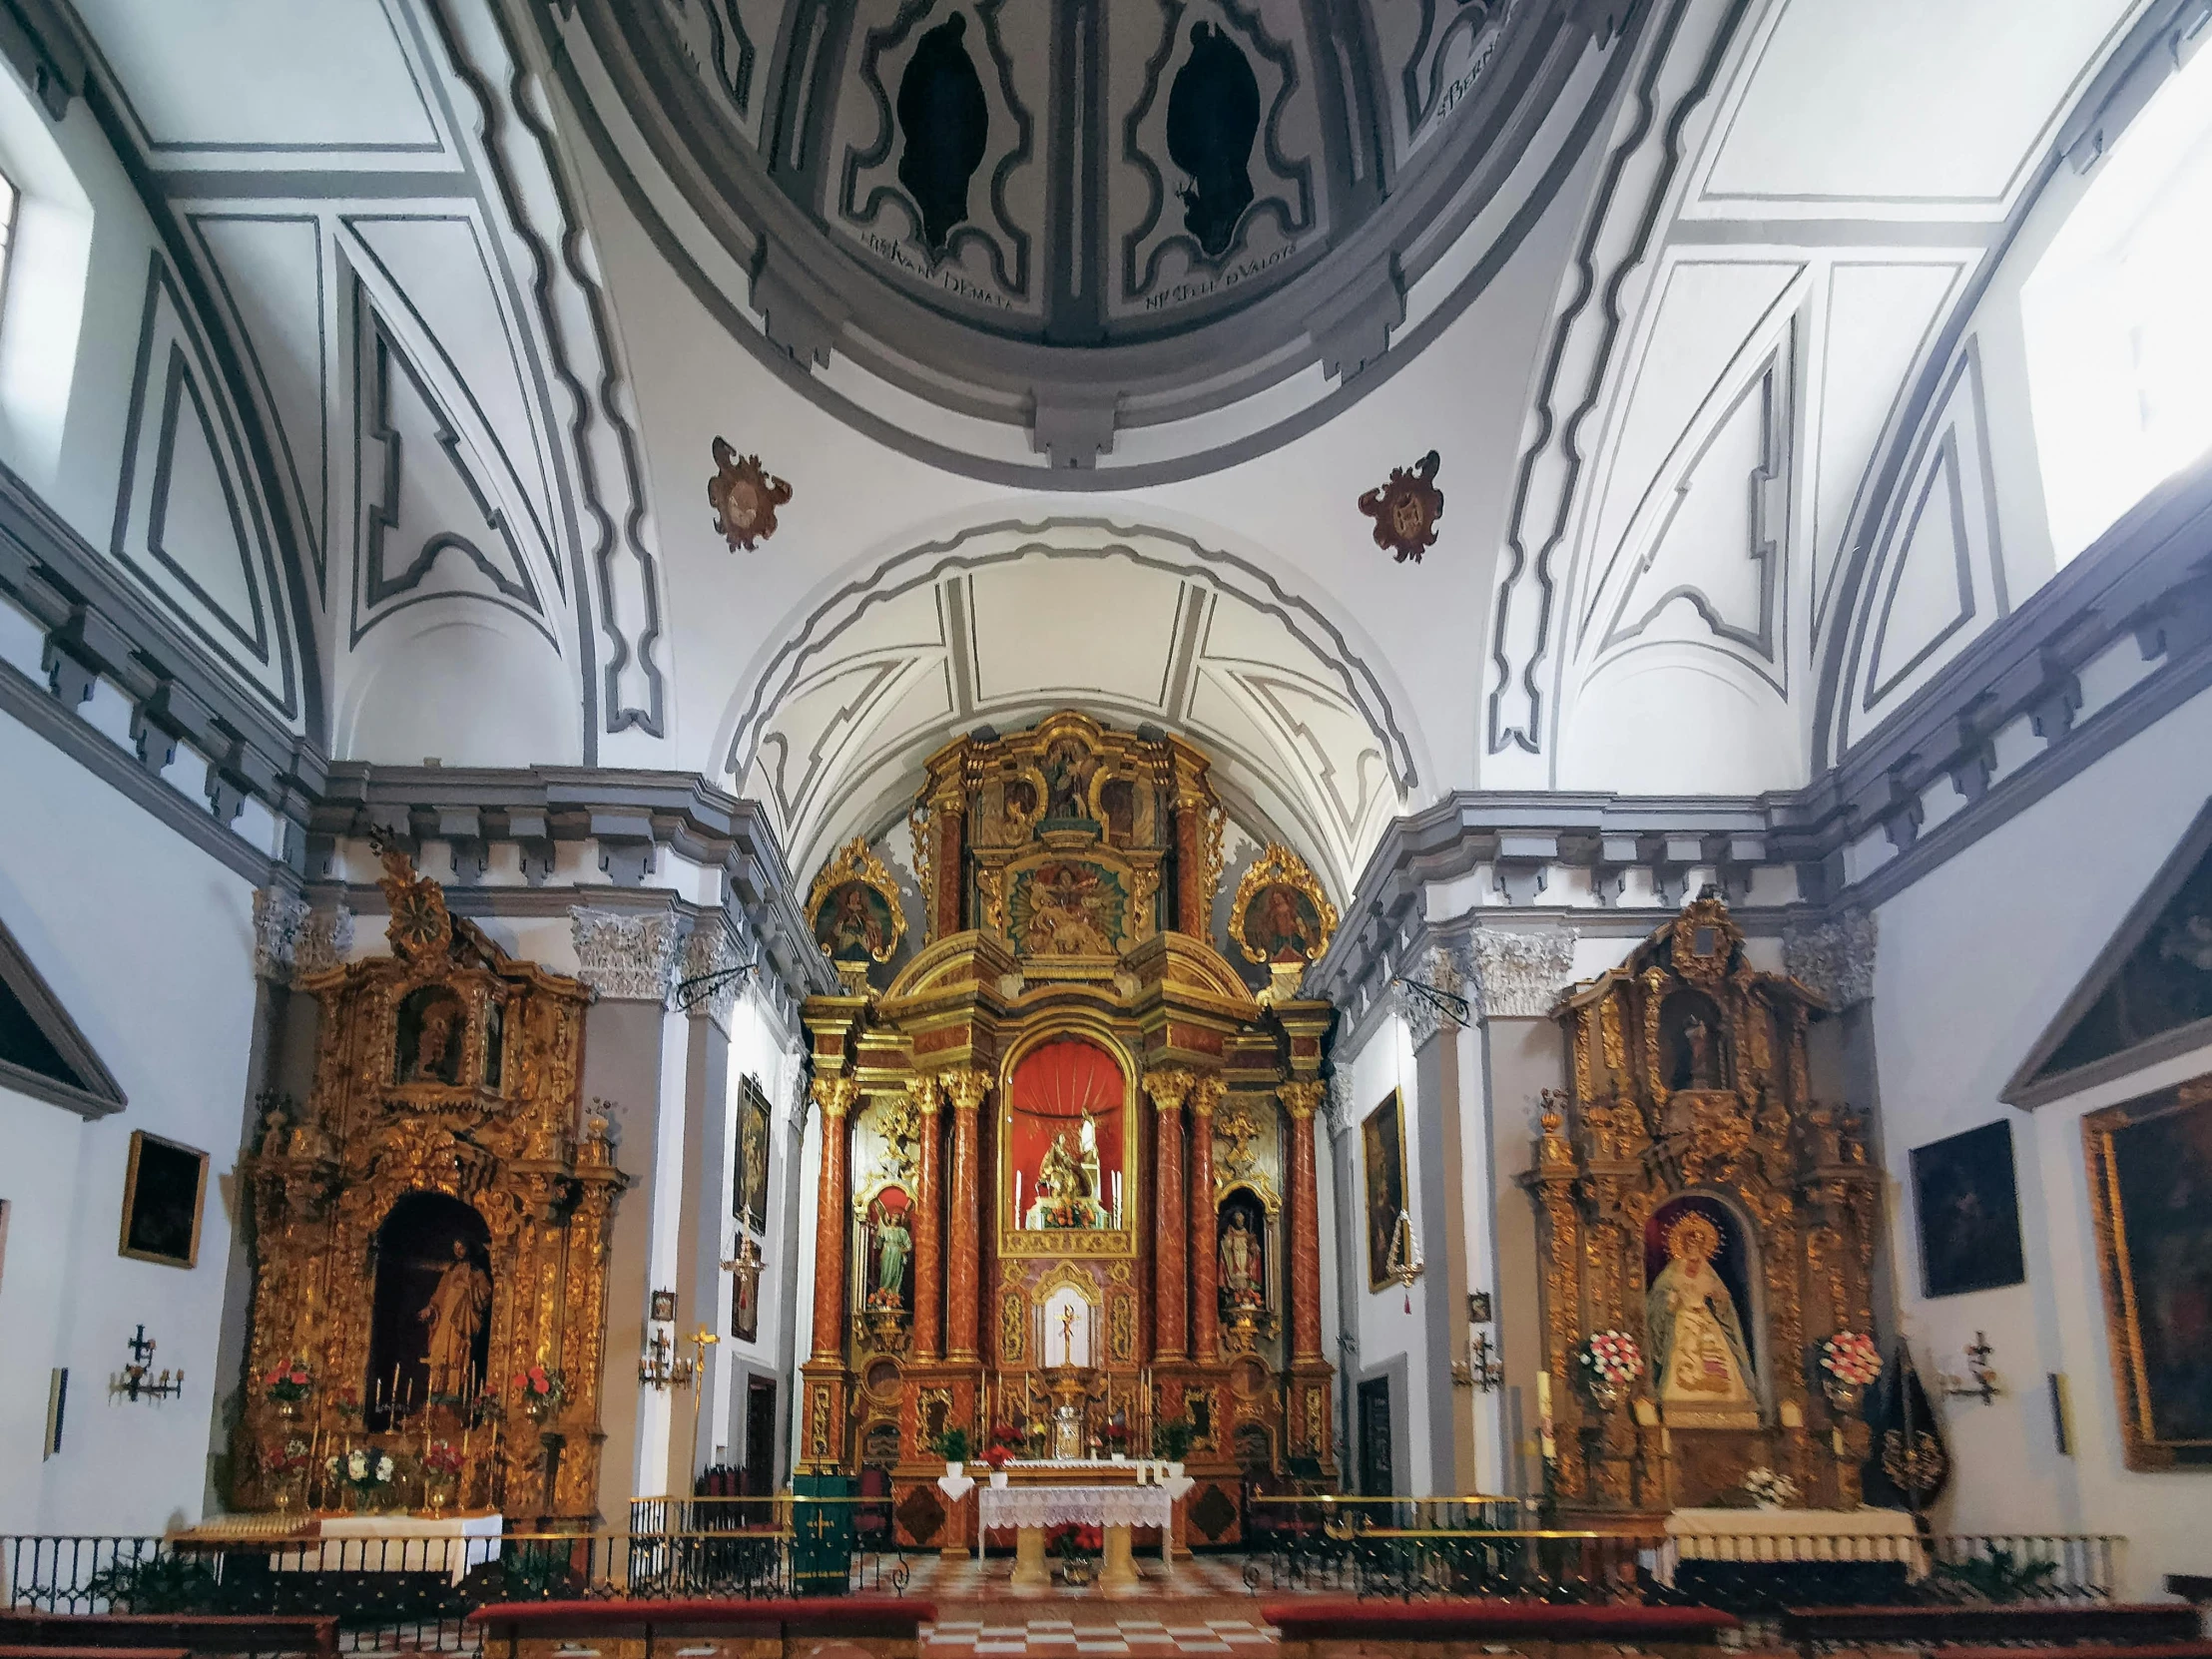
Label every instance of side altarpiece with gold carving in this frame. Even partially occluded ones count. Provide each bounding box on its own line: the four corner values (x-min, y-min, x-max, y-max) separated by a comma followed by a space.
802, 714, 1337, 1549
236, 846, 624, 1521
1523, 896, 1879, 1516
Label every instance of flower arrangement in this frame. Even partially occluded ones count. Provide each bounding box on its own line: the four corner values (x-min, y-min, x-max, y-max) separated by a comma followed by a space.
421, 1440, 466, 1478
1578, 1330, 1644, 1390
1035, 1194, 1102, 1230
1051, 1523, 1103, 1558
332, 1386, 363, 1422
1153, 1417, 1194, 1462
265, 1436, 314, 1474
1741, 1466, 1799, 1509
933, 1425, 973, 1465
326, 1445, 398, 1507
985, 1423, 1021, 1469
265, 1363, 313, 1404
1102, 1420, 1131, 1452
512, 1365, 566, 1419
1820, 1331, 1882, 1388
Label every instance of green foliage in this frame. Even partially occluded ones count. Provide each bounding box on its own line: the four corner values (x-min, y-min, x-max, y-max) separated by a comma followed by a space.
1152, 1417, 1194, 1461
933, 1425, 972, 1463
85, 1552, 220, 1614
1936, 1546, 2060, 1603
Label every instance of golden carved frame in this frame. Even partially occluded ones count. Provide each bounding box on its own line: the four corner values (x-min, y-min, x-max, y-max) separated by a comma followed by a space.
995, 1017, 1141, 1259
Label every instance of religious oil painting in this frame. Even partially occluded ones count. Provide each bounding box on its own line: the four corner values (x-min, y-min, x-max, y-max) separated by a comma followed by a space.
1009, 860, 1127, 957
734, 1076, 772, 1235
2084, 1078, 2212, 1468
395, 985, 466, 1085
1003, 1035, 1129, 1248
1239, 881, 1326, 963
1363, 1092, 1409, 1291
1645, 1196, 1760, 1426
118, 1130, 208, 1269
1911, 1120, 2026, 1298
815, 879, 899, 964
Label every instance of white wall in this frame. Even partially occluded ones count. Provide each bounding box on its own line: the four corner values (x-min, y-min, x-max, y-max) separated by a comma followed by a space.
0, 706, 261, 1536
1871, 678, 2212, 1597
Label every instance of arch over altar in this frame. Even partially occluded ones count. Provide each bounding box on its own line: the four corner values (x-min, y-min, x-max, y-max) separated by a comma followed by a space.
797, 713, 1338, 1548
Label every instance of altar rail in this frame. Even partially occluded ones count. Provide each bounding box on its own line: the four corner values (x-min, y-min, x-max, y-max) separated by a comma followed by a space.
0, 1521, 907, 1655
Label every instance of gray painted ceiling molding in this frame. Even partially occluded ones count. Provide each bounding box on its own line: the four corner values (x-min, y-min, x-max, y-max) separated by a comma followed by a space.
0, 908, 127, 1119
535, 0, 1633, 480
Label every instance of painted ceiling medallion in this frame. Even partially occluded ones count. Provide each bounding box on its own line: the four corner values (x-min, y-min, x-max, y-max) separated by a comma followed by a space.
1358, 450, 1443, 563
707, 438, 793, 551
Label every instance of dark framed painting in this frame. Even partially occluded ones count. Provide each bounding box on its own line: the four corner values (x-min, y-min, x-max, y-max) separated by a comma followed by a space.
733, 1076, 771, 1235
1911, 1121, 2026, 1298
2084, 1078, 2212, 1469
1363, 1092, 1409, 1291
118, 1130, 209, 1269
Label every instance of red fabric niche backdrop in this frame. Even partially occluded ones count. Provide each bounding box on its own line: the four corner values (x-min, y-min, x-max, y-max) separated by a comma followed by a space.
1007, 1037, 1126, 1224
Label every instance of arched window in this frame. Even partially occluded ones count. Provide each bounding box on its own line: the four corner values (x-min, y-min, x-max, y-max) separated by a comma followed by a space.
2024, 40, 2212, 561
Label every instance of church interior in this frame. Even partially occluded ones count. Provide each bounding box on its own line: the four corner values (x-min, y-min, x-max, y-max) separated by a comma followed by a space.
1, 0, 2210, 1650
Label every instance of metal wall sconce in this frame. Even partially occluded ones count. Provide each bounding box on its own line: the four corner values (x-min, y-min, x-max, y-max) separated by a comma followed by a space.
1940, 1332, 2001, 1404
639, 1326, 697, 1389
1452, 1330, 1504, 1392
112, 1325, 183, 1402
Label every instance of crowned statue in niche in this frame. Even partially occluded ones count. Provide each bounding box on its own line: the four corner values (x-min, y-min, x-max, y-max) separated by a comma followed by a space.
1646, 1205, 1759, 1426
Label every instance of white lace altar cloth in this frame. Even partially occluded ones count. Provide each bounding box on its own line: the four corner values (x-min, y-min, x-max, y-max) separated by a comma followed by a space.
978, 1483, 1175, 1530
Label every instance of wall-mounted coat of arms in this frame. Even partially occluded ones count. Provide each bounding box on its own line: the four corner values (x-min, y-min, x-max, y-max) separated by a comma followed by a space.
708, 437, 793, 551
1358, 449, 1443, 562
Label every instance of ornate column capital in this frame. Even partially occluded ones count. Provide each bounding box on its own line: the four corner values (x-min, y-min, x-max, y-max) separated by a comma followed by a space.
942, 1067, 989, 1113
681, 919, 745, 1024
1144, 1065, 1194, 1112
1190, 1072, 1225, 1118
294, 905, 354, 979
813, 1075, 860, 1120
252, 887, 310, 984
907, 1073, 943, 1115
1279, 1080, 1326, 1120
1467, 924, 1581, 1020
1785, 908, 1877, 1009
1325, 1070, 1357, 1138
570, 905, 685, 1003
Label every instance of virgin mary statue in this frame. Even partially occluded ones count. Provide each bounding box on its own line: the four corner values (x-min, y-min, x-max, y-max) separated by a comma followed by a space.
1646, 1209, 1758, 1423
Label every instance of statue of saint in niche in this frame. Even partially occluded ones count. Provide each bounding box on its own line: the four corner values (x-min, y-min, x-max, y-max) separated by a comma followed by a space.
396, 988, 465, 1085
1645, 1207, 1757, 1422
1219, 1208, 1260, 1303
421, 1239, 493, 1398
871, 1200, 911, 1307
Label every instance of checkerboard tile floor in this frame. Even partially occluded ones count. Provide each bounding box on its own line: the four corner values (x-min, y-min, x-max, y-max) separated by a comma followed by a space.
923, 1616, 1278, 1656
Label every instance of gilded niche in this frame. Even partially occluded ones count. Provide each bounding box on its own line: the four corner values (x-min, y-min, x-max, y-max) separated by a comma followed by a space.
237, 839, 623, 1521
1524, 892, 1878, 1514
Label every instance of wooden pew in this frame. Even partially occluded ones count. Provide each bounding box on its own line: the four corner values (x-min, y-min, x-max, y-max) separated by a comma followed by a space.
1781, 1604, 2205, 1656
468, 1595, 933, 1659
0, 1647, 191, 1659
1266, 1598, 1741, 1659
0, 1614, 336, 1659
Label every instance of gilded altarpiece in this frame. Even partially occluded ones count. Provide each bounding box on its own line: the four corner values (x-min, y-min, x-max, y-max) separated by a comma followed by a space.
802, 714, 1337, 1550
236, 846, 624, 1522
1524, 896, 1879, 1517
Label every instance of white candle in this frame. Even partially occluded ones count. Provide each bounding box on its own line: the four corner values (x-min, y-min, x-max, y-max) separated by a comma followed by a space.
1015, 1171, 1024, 1225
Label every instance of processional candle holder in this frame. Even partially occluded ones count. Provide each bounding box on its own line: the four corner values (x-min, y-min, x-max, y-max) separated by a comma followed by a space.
1939, 1331, 2002, 1404
112, 1325, 184, 1403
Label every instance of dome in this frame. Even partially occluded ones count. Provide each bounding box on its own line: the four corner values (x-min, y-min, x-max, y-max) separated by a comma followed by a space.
558, 0, 1626, 478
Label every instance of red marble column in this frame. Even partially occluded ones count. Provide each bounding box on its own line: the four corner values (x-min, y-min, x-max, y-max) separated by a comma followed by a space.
932, 794, 965, 939
1188, 1075, 1222, 1362
1173, 795, 1211, 935
1281, 1082, 1326, 1364
944, 1068, 987, 1361
910, 1075, 944, 1362
810, 1077, 858, 1362
1145, 1069, 1191, 1361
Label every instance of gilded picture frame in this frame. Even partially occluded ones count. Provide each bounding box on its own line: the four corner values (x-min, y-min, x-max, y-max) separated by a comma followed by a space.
119, 1129, 209, 1269
2084, 1076, 2212, 1470
806, 837, 906, 966
1362, 1092, 1410, 1292
1229, 842, 1339, 965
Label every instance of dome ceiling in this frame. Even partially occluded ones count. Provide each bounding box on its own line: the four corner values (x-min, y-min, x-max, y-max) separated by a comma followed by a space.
549, 0, 1628, 478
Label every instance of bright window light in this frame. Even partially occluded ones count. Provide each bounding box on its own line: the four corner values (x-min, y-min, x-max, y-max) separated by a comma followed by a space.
2023, 39, 2212, 563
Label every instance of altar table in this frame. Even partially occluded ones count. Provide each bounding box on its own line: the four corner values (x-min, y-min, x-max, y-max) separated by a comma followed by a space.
1653, 1507, 1926, 1585
276, 1513, 505, 1585
977, 1481, 1177, 1592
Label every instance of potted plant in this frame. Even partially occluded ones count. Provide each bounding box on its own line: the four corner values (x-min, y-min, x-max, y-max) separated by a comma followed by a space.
1102, 1420, 1131, 1461
1052, 1522, 1102, 1587
934, 1424, 972, 1477
1152, 1416, 1193, 1475
986, 1423, 1021, 1485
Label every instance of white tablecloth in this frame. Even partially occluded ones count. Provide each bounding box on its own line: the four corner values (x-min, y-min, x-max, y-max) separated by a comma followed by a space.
276, 1514, 504, 1585
978, 1483, 1175, 1530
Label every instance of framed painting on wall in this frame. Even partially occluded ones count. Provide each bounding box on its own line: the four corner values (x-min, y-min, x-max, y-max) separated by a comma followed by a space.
1910, 1120, 2026, 1297
1363, 1092, 1410, 1291
118, 1130, 208, 1269
733, 1077, 771, 1235
2084, 1077, 2212, 1469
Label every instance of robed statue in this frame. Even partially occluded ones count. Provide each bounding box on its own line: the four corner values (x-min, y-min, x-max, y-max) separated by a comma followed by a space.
420, 1239, 492, 1397
1646, 1210, 1756, 1414
874, 1206, 911, 1305
1219, 1210, 1260, 1303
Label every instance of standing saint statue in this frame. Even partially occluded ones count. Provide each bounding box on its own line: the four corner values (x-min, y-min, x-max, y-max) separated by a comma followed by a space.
1646, 1210, 1756, 1415
420, 1239, 492, 1398
1219, 1210, 1261, 1304
873, 1205, 911, 1305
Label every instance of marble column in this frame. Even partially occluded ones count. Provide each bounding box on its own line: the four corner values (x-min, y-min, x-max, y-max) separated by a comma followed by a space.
910, 1074, 945, 1362
1144, 1068, 1192, 1361
1280, 1082, 1327, 1364
810, 1076, 858, 1362
943, 1068, 987, 1362
930, 789, 966, 940
1188, 1074, 1222, 1362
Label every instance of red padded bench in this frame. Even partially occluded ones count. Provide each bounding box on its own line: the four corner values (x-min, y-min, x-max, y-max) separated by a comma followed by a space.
0, 1647, 190, 1659
0, 1616, 335, 1659
1266, 1599, 1739, 1657
1781, 1606, 2205, 1654
469, 1596, 933, 1658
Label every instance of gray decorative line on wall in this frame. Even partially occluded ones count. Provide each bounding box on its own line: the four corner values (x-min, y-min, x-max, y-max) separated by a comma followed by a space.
353, 313, 553, 649
426, 0, 668, 740
1398, 0, 1501, 145
147, 341, 273, 661
693, 0, 760, 119
1486, 0, 1747, 760
724, 516, 1419, 792
1118, 0, 1317, 304
185, 212, 330, 594
107, 254, 300, 722
838, 0, 1037, 301
1862, 427, 1974, 709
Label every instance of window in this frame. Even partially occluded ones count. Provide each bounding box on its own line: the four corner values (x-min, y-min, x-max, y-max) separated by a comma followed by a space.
2023, 39, 2212, 562
0, 168, 16, 324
